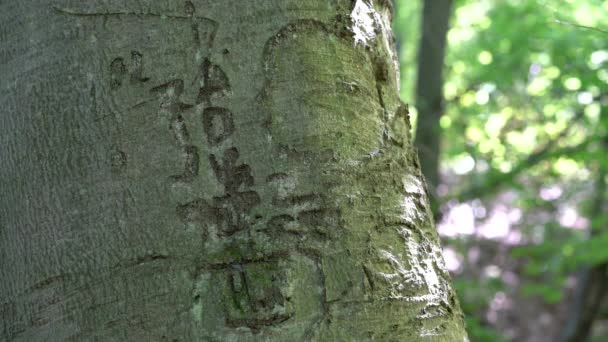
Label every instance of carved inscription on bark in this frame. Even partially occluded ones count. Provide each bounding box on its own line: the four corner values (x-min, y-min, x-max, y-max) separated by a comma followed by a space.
75, 3, 329, 335
150, 79, 199, 183
177, 60, 260, 238
223, 259, 293, 330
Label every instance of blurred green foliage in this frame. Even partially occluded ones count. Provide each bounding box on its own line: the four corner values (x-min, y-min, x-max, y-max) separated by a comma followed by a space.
395, 0, 608, 340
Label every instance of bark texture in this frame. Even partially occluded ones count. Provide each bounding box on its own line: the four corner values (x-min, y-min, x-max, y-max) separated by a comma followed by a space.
1, 0, 467, 340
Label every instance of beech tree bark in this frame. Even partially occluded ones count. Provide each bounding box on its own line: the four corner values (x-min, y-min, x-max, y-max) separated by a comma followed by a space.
0, 1, 468, 340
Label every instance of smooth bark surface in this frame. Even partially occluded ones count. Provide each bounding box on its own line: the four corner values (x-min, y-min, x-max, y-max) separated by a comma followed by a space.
1, 1, 467, 340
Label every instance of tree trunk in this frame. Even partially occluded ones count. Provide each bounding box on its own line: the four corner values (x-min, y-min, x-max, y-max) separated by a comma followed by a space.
0, 1, 467, 340
414, 0, 453, 215
559, 132, 608, 342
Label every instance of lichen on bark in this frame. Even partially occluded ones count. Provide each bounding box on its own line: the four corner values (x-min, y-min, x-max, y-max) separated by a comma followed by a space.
0, 0, 467, 341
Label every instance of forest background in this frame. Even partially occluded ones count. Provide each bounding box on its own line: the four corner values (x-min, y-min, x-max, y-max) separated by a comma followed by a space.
394, 0, 608, 341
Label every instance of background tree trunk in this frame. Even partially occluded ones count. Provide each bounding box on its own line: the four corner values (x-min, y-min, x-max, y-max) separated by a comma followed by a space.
414, 0, 453, 216
0, 1, 467, 340
559, 131, 608, 342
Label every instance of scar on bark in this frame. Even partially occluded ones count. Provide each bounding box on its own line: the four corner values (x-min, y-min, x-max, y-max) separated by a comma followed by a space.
110, 57, 126, 89
130, 51, 150, 83
197, 60, 232, 105
52, 5, 219, 47
203, 107, 235, 146
52, 5, 215, 21
110, 149, 127, 172
170, 145, 200, 182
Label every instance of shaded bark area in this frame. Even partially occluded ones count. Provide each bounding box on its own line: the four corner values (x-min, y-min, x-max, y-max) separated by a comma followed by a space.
0, 0, 467, 340
414, 0, 453, 214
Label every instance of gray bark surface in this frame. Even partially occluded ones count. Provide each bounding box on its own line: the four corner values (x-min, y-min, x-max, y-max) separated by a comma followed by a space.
1, 1, 467, 340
